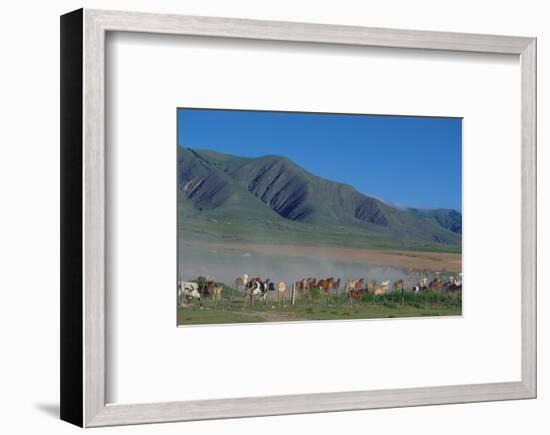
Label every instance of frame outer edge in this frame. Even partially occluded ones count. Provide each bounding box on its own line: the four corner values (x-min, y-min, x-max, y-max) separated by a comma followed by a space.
87, 382, 531, 427
60, 8, 84, 428
520, 38, 537, 397
85, 8, 532, 54
74, 8, 538, 427
83, 8, 107, 427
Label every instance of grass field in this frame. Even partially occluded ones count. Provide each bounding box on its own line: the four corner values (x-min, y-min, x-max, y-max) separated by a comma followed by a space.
179, 217, 462, 254
177, 291, 462, 325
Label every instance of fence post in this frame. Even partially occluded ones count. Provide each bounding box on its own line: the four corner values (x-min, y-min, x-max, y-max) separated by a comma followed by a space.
291, 282, 296, 305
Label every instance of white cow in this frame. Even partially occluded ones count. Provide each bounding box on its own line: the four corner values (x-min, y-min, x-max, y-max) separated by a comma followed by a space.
178, 281, 201, 306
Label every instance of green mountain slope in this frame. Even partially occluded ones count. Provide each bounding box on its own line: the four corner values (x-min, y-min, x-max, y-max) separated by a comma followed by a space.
178, 146, 462, 251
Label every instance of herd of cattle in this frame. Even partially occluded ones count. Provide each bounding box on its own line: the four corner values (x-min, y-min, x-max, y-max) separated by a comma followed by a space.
177, 272, 462, 307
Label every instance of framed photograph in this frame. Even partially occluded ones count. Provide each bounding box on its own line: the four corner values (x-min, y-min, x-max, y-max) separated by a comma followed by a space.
61, 8, 536, 427
176, 108, 463, 325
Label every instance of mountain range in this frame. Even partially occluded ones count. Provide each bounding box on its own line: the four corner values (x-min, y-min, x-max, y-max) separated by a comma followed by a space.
177, 146, 462, 252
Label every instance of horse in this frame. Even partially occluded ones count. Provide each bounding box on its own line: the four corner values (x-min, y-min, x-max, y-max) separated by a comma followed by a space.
417, 277, 428, 291
349, 289, 367, 300
345, 279, 361, 292
278, 281, 286, 304
372, 285, 387, 303
297, 278, 315, 302
429, 278, 445, 292
318, 277, 334, 293
207, 282, 224, 308
392, 279, 410, 292
233, 273, 249, 291
197, 280, 213, 298
374, 286, 387, 296
367, 280, 377, 292
318, 277, 335, 302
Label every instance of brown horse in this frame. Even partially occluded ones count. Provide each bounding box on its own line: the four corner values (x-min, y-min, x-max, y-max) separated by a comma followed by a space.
349, 289, 367, 300
345, 279, 361, 291
318, 277, 335, 301
429, 278, 445, 292
367, 280, 377, 292
318, 277, 334, 292
297, 278, 315, 302
393, 279, 410, 292
198, 280, 213, 298
207, 282, 224, 308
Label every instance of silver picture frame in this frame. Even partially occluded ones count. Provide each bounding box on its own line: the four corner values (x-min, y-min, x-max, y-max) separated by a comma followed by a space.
60, 8, 536, 427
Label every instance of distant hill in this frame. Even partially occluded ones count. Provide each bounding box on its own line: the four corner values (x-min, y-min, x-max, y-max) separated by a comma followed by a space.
407, 208, 462, 234
178, 146, 462, 251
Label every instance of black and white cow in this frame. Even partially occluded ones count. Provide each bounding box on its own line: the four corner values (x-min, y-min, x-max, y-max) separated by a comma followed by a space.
244, 278, 274, 304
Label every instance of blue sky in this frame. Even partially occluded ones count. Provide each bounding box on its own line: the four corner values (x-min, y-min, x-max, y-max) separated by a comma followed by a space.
177, 108, 462, 211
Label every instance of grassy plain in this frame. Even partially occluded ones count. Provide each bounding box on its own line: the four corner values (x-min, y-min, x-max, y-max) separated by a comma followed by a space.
178, 291, 462, 326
